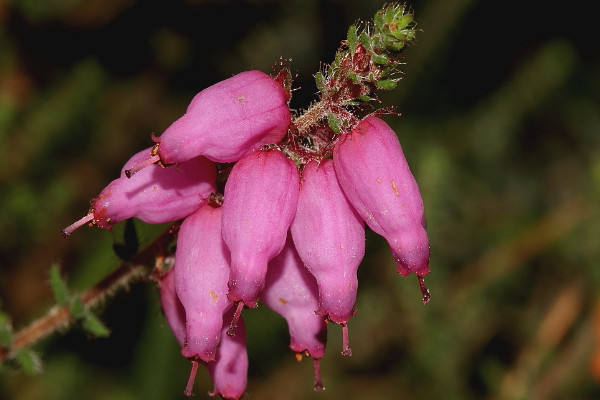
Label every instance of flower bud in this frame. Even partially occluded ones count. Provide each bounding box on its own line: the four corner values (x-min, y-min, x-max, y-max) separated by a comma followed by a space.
174, 202, 233, 362
207, 308, 248, 400
290, 159, 365, 355
62, 148, 216, 236
222, 149, 300, 308
261, 234, 327, 390
333, 116, 430, 276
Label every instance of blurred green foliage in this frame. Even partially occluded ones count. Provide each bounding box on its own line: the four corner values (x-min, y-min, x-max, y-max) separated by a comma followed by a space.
1, 0, 599, 399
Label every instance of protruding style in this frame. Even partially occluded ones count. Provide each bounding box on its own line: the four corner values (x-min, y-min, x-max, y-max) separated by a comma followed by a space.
261, 234, 327, 389
62, 148, 216, 236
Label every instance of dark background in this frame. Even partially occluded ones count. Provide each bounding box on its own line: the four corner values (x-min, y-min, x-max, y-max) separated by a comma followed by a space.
1, 0, 599, 399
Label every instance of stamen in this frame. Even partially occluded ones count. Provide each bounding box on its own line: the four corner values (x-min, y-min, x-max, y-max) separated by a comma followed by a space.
341, 323, 352, 356
313, 358, 325, 391
184, 359, 199, 397
227, 301, 245, 337
124, 154, 161, 178
418, 275, 431, 304
61, 213, 94, 237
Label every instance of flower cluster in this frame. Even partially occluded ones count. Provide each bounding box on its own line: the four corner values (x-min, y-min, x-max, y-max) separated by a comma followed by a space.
62, 4, 427, 398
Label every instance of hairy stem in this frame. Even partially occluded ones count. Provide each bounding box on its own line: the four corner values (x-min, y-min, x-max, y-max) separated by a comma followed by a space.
0, 227, 177, 365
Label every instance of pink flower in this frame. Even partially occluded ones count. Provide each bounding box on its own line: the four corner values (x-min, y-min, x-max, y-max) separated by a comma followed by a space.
126, 70, 291, 178
221, 149, 300, 309
290, 159, 365, 355
333, 116, 430, 277
158, 269, 248, 399
174, 201, 233, 362
261, 234, 327, 390
61, 148, 216, 236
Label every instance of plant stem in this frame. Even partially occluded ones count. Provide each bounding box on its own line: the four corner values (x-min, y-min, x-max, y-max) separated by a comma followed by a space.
0, 226, 177, 365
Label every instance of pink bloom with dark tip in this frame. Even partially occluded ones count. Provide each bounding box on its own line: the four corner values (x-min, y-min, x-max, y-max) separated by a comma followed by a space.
261, 234, 327, 390
61, 148, 216, 236
158, 267, 247, 399
290, 159, 365, 355
333, 116, 430, 277
221, 149, 300, 309
174, 202, 233, 362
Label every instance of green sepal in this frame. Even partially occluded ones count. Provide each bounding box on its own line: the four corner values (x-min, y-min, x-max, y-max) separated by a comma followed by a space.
82, 313, 110, 338
315, 71, 326, 93
327, 112, 342, 133
347, 25, 359, 53
372, 53, 389, 65
359, 31, 373, 52
49, 264, 70, 305
376, 79, 398, 90
15, 349, 42, 375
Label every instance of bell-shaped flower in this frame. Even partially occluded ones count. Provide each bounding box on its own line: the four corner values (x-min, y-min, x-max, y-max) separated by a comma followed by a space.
221, 149, 300, 310
174, 201, 233, 362
158, 269, 247, 399
290, 159, 365, 355
261, 234, 327, 390
333, 116, 430, 277
62, 148, 216, 236
126, 70, 291, 178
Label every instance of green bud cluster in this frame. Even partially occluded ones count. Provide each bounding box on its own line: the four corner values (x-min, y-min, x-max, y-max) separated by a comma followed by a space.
309, 3, 416, 134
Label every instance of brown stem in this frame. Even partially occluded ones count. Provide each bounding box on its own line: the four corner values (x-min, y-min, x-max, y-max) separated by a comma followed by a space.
0, 226, 177, 365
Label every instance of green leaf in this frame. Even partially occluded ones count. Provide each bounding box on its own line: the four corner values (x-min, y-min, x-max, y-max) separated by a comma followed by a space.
69, 298, 86, 319
376, 79, 398, 90
327, 112, 341, 133
15, 349, 42, 374
49, 264, 69, 305
82, 313, 110, 338
0, 312, 13, 347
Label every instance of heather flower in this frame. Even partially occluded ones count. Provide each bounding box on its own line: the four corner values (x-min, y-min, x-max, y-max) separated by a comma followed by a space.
126, 70, 291, 177
174, 199, 233, 362
158, 267, 248, 399
221, 149, 300, 312
290, 159, 365, 355
61, 5, 428, 396
261, 234, 327, 390
333, 116, 430, 278
61, 148, 216, 236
